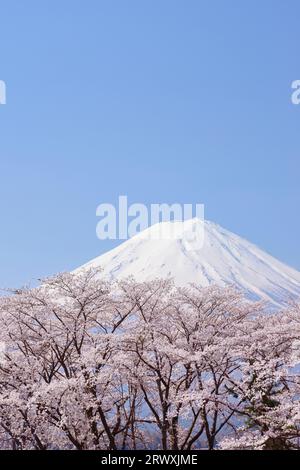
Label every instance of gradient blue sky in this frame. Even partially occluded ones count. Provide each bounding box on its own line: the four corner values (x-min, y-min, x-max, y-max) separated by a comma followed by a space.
0, 0, 299, 288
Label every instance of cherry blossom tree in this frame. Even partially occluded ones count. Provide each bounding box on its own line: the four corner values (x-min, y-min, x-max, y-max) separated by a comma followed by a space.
0, 268, 299, 450
220, 303, 300, 450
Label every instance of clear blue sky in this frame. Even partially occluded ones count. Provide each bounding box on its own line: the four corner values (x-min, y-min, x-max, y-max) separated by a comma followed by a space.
0, 0, 299, 288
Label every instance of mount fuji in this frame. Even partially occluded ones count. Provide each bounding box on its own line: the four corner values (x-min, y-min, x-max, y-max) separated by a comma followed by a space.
76, 219, 300, 308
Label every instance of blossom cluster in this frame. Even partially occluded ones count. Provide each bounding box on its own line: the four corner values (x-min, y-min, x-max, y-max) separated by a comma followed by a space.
0, 269, 299, 450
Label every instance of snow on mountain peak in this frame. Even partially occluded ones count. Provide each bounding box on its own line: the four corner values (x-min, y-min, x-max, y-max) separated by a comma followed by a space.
76, 219, 300, 308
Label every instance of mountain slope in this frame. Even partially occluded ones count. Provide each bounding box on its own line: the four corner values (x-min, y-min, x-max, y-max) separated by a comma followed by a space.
76, 219, 300, 308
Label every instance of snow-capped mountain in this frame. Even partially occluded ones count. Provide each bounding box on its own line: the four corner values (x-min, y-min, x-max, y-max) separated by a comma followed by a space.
76, 219, 300, 308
